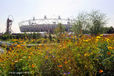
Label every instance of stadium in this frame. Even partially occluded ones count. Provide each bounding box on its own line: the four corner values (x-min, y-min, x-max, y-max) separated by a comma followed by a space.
19, 16, 75, 33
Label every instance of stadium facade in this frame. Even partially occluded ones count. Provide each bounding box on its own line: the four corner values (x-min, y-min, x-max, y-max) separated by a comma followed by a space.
19, 16, 75, 33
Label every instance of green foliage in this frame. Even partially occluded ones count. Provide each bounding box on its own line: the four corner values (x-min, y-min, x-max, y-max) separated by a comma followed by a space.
54, 23, 65, 35
0, 33, 41, 40
88, 10, 107, 35
72, 12, 88, 36
106, 26, 114, 34
72, 10, 108, 35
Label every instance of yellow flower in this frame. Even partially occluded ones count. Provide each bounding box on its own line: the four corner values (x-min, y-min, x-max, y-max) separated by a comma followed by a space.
0, 59, 3, 62
106, 38, 110, 42
71, 35, 73, 38
30, 52, 33, 55
12, 39, 17, 41
96, 39, 99, 42
14, 60, 18, 63
49, 51, 52, 54
83, 40, 89, 42
19, 59, 23, 61
28, 56, 31, 59
96, 36, 101, 39
84, 53, 89, 56
100, 34, 103, 36
108, 46, 112, 50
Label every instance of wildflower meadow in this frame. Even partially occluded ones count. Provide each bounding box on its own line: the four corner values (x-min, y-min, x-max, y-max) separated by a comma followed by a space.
0, 34, 113, 76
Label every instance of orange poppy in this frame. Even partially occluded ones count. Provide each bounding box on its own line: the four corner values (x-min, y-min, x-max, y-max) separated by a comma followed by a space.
58, 65, 62, 68
99, 69, 103, 73
16, 45, 21, 48
32, 64, 35, 68
107, 52, 111, 55
64, 61, 68, 64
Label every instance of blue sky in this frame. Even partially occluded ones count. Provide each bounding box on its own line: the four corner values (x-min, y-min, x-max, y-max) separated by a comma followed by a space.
0, 0, 114, 33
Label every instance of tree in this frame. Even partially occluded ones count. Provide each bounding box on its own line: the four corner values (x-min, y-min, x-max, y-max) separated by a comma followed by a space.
72, 20, 83, 36
54, 23, 65, 35
107, 26, 114, 34
88, 10, 107, 35
72, 12, 89, 37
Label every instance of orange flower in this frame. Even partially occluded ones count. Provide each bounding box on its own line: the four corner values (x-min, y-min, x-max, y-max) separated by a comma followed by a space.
107, 52, 111, 55
58, 65, 62, 68
19, 41, 23, 43
45, 56, 48, 59
32, 64, 35, 68
99, 69, 103, 73
16, 45, 21, 48
64, 61, 68, 64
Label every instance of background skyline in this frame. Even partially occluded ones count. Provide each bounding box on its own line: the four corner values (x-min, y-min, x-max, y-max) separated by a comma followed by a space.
0, 0, 114, 33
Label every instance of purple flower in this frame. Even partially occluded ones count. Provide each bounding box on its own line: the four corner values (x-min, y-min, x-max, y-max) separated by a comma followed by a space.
68, 72, 70, 74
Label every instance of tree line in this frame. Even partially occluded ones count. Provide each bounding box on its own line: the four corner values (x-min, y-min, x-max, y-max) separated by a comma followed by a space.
55, 10, 114, 36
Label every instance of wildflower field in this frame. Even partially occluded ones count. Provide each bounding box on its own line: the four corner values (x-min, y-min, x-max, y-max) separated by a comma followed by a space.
0, 34, 114, 76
